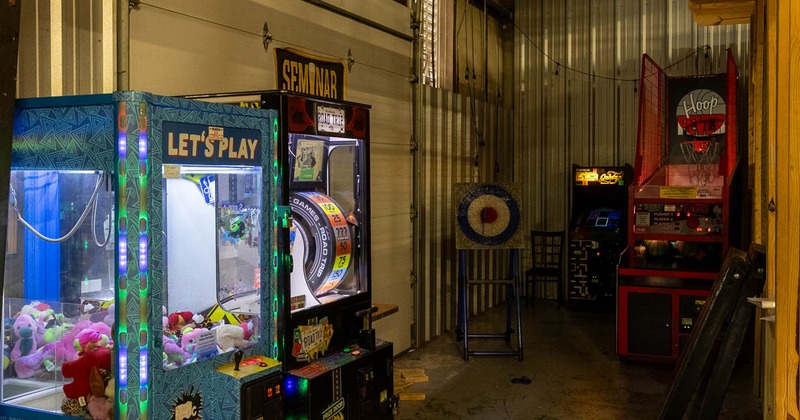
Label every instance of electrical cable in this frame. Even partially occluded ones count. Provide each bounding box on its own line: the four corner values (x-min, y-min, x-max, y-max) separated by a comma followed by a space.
10, 173, 107, 244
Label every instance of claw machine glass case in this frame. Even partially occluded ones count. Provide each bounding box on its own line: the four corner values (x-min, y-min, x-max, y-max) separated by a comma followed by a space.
2, 92, 283, 420
185, 91, 394, 420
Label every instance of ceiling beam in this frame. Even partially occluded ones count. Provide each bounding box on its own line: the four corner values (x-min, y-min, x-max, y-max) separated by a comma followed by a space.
688, 0, 755, 26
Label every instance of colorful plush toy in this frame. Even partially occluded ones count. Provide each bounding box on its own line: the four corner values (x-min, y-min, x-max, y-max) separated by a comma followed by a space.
168, 311, 195, 333
213, 324, 251, 353
180, 328, 209, 361
54, 320, 92, 363
10, 314, 39, 362
61, 347, 111, 400
162, 335, 189, 369
14, 342, 55, 378
74, 329, 111, 356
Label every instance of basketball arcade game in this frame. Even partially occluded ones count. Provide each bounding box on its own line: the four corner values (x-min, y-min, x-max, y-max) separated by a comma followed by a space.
1, 92, 283, 419
617, 51, 739, 361
567, 164, 632, 313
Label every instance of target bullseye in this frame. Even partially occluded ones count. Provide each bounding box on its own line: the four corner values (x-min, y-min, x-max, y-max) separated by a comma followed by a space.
455, 183, 523, 249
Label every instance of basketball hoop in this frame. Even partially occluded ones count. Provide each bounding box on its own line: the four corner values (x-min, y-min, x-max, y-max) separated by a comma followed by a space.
679, 137, 722, 186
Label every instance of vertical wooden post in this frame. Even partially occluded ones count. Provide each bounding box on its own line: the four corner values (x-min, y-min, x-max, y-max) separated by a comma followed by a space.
0, 0, 22, 296
773, 0, 800, 417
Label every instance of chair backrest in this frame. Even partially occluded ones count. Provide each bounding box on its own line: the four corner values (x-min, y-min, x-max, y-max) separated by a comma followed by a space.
530, 230, 565, 272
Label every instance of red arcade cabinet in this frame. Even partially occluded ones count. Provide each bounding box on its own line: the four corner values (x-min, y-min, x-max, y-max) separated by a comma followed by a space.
617, 51, 740, 362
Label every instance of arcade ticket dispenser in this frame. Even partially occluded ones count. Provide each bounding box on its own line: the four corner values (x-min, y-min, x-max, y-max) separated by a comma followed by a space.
267, 92, 393, 420
187, 91, 395, 420
1, 92, 283, 419
567, 164, 632, 313
617, 51, 739, 362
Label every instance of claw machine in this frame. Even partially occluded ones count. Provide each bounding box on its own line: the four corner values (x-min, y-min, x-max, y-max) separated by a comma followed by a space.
2, 92, 284, 419
187, 90, 395, 420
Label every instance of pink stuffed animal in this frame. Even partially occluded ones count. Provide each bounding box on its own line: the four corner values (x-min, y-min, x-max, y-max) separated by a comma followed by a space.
14, 342, 55, 378
180, 328, 209, 357
10, 314, 39, 362
55, 320, 92, 363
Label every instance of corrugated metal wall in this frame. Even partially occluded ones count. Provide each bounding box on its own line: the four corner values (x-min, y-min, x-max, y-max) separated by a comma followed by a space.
516, 0, 749, 232
17, 0, 114, 97
415, 84, 516, 343
514, 0, 749, 296
413, 0, 750, 343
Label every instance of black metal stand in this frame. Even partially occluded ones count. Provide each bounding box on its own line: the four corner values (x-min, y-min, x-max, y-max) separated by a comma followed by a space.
456, 248, 523, 361
659, 243, 767, 420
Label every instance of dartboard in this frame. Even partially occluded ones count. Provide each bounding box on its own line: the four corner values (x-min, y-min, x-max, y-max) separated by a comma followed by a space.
454, 183, 524, 249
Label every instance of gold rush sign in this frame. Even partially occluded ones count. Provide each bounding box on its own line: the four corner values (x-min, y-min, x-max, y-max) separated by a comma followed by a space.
275, 48, 346, 101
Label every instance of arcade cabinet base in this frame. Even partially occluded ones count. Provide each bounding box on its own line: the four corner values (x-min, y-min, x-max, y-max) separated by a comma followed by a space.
284, 340, 395, 420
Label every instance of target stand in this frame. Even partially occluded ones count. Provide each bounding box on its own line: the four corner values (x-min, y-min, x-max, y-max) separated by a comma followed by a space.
454, 183, 524, 361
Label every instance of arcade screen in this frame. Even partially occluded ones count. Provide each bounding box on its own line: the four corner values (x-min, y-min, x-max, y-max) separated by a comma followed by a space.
582, 208, 623, 229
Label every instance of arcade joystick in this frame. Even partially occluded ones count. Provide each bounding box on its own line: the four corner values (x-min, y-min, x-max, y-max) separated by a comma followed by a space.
355, 306, 379, 352
234, 350, 244, 371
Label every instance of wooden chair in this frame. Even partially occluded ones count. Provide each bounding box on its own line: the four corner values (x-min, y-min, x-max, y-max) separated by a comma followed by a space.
524, 230, 565, 306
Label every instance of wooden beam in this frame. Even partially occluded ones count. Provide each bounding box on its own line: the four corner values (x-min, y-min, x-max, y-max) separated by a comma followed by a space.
689, 0, 755, 26
0, 0, 22, 298
774, 0, 800, 416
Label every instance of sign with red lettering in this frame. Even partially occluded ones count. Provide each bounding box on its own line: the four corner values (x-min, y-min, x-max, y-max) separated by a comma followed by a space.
666, 74, 726, 163
275, 48, 346, 101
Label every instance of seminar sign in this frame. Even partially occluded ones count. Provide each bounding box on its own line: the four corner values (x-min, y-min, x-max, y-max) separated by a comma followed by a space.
275, 48, 346, 101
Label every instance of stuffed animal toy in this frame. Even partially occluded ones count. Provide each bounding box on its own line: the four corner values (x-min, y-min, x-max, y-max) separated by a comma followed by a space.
14, 342, 55, 378
10, 314, 39, 362
240, 319, 255, 341
19, 302, 52, 344
54, 320, 92, 363
61, 397, 87, 417
162, 335, 189, 369
180, 328, 209, 360
74, 329, 111, 356
61, 347, 111, 400
213, 324, 251, 353
87, 395, 112, 420
168, 311, 195, 333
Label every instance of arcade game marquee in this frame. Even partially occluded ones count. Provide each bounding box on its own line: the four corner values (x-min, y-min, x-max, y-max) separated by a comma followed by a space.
617, 51, 740, 362
567, 164, 632, 313
1, 92, 284, 419
187, 91, 395, 420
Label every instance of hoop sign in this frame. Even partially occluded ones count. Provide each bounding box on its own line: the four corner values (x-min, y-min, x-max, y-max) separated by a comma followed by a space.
667, 74, 726, 164
454, 182, 524, 249
676, 89, 726, 138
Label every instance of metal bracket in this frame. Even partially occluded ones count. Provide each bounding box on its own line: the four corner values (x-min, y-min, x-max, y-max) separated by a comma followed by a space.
262, 22, 273, 53
346, 49, 355, 72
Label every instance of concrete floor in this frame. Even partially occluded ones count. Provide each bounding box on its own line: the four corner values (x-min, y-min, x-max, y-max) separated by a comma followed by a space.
394, 300, 762, 420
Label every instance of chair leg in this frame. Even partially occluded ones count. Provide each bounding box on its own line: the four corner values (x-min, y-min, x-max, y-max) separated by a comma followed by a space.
556, 274, 563, 307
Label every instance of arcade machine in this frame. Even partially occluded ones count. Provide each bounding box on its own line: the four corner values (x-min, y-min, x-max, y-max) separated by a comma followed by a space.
567, 164, 632, 313
617, 51, 739, 362
187, 91, 395, 420
1, 92, 284, 419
